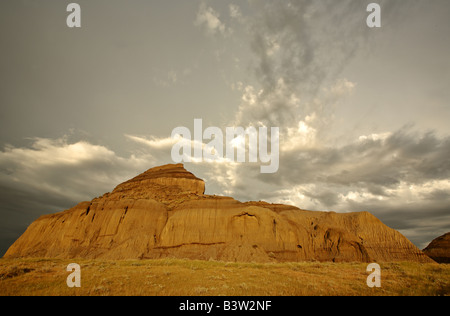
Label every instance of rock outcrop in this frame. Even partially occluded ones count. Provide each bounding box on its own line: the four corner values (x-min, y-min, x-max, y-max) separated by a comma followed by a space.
4, 164, 433, 263
423, 232, 450, 263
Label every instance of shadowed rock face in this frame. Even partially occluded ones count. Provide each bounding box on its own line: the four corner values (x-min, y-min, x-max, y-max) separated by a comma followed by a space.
423, 233, 450, 263
4, 164, 433, 263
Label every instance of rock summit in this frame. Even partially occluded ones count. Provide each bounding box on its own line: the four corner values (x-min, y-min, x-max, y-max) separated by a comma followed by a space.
4, 164, 433, 263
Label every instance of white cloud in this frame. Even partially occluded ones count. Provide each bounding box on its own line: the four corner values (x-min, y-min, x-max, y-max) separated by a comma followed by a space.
327, 78, 356, 98
358, 132, 392, 142
126, 133, 236, 165
0, 137, 114, 166
229, 4, 241, 19
0, 136, 153, 202
385, 180, 450, 202
234, 78, 300, 128
195, 3, 229, 36
125, 134, 176, 149
283, 120, 318, 151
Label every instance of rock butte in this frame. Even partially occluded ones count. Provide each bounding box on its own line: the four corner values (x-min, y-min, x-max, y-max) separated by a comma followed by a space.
423, 232, 450, 264
4, 164, 433, 263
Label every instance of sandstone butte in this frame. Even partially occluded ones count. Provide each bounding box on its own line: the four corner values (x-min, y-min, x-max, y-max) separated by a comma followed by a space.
423, 232, 450, 263
4, 164, 434, 263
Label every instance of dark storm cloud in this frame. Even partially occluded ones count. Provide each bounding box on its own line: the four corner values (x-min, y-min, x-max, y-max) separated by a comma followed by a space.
0, 183, 75, 257
236, 0, 404, 128
302, 190, 340, 208
275, 128, 450, 189
249, 1, 360, 93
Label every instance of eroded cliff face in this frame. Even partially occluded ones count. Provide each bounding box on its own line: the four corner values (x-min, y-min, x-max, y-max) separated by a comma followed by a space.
423, 233, 450, 263
4, 164, 433, 263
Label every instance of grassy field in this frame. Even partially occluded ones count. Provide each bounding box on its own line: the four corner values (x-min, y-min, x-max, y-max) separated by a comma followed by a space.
0, 258, 449, 296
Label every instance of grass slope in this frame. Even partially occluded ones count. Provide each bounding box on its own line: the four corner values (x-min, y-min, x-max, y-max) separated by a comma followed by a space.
0, 258, 449, 296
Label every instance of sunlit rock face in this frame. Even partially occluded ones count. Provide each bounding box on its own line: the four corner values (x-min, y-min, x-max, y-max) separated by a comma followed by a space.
4, 164, 433, 263
423, 232, 450, 263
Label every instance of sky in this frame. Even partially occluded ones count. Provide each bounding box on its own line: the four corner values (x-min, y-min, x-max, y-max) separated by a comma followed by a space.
0, 0, 449, 256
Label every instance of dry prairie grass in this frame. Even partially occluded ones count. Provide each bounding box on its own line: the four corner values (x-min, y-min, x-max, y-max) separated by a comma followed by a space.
0, 258, 448, 296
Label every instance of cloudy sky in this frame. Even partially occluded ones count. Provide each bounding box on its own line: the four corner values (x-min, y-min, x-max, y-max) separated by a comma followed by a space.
1, 0, 449, 255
